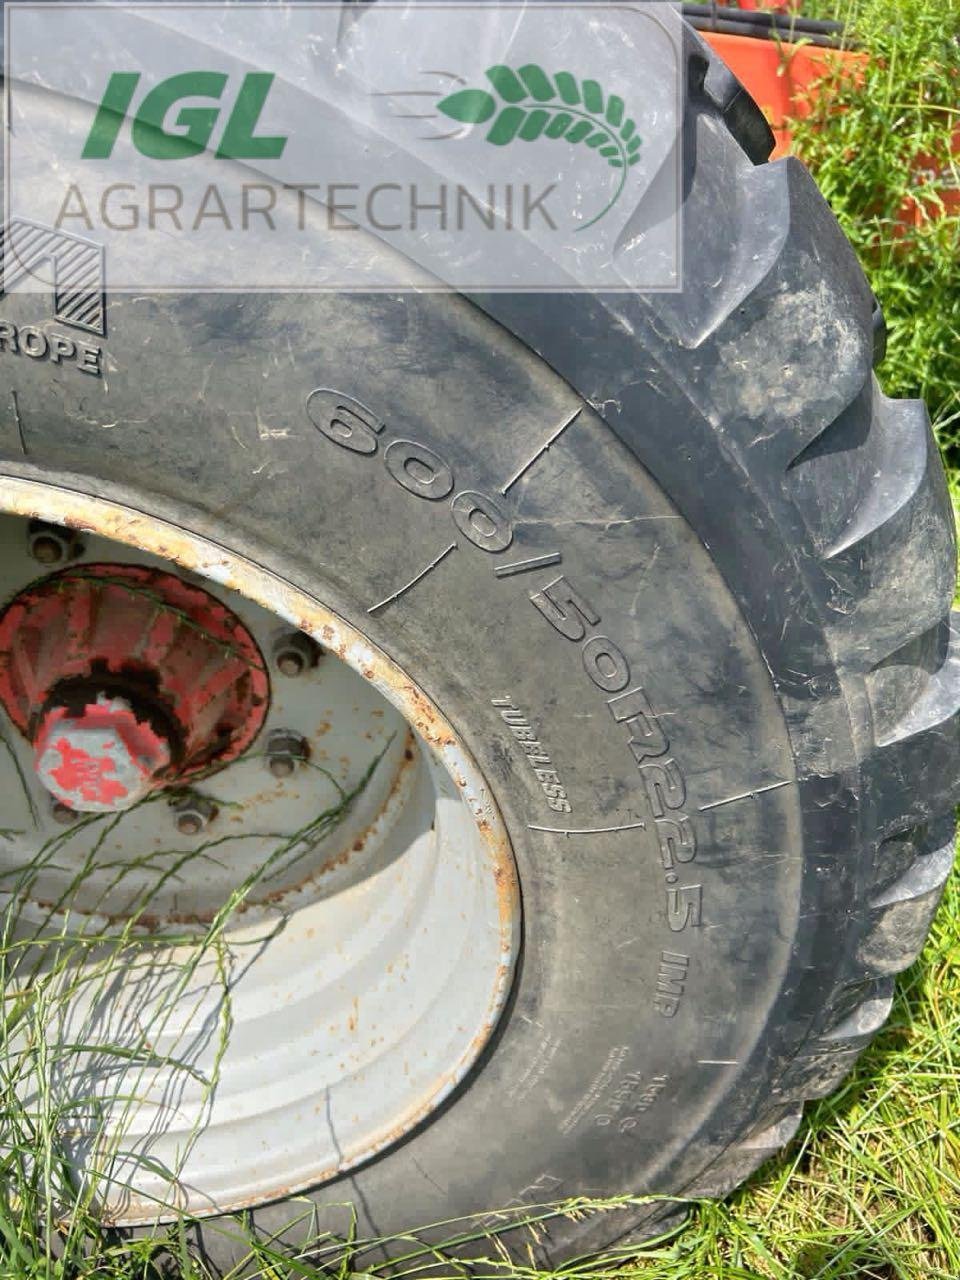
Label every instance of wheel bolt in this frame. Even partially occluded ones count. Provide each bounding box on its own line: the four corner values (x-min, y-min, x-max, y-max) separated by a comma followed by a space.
51, 800, 76, 826
272, 632, 321, 677
171, 794, 216, 836
266, 729, 308, 778
28, 521, 81, 566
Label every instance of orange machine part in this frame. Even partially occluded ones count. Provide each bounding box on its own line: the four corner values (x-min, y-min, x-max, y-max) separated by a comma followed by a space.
700, 30, 865, 160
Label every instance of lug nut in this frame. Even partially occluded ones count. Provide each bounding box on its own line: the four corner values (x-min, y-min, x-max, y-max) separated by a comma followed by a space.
51, 800, 76, 826
266, 729, 308, 778
32, 535, 65, 565
28, 521, 81, 566
272, 631, 321, 677
170, 793, 217, 836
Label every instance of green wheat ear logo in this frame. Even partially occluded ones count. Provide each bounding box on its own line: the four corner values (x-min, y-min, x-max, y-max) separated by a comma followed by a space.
437, 64, 641, 230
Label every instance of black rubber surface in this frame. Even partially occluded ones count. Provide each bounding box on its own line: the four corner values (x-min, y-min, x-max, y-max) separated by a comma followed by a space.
0, 16, 957, 1272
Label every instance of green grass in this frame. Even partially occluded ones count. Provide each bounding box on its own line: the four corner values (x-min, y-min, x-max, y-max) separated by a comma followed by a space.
4, 861, 957, 1280
0, 745, 393, 1280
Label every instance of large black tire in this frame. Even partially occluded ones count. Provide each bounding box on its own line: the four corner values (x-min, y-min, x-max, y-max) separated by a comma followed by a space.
1, 17, 957, 1271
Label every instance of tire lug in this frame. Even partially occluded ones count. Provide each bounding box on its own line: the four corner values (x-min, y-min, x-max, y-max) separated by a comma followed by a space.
266, 729, 308, 778
272, 631, 321, 677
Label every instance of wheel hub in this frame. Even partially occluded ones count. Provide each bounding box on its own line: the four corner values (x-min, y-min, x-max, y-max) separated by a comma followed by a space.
0, 563, 269, 812
34, 693, 171, 812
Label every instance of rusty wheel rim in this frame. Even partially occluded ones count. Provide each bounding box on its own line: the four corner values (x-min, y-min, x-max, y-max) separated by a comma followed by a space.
0, 476, 520, 1222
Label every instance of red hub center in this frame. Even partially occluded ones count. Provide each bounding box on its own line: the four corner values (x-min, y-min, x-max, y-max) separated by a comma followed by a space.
0, 563, 270, 813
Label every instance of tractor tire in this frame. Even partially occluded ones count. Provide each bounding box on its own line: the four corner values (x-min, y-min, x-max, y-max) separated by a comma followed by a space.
0, 14, 957, 1273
